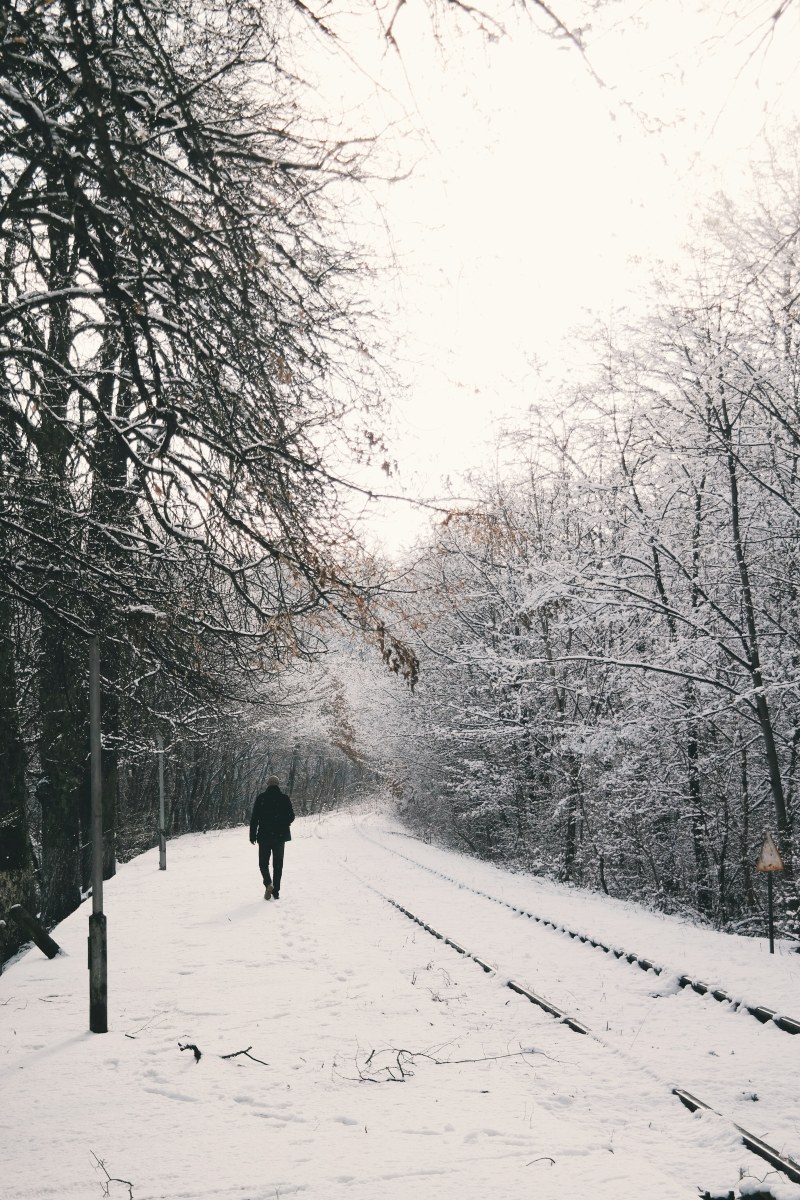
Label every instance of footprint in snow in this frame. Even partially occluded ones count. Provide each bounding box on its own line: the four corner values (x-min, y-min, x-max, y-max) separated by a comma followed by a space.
463, 1128, 501, 1143
143, 1086, 199, 1103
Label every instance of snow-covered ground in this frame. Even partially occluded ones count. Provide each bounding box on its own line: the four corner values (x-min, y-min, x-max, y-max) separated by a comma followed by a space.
2, 804, 800, 1200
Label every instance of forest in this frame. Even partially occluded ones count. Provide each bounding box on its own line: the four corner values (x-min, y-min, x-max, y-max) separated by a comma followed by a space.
328, 168, 800, 939
2, 0, 800, 966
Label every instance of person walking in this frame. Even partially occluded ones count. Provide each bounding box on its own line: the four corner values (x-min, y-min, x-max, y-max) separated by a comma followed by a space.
249, 775, 295, 900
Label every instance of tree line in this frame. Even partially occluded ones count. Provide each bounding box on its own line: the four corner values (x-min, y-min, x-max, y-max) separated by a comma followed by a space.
340, 154, 800, 939
0, 0, 414, 965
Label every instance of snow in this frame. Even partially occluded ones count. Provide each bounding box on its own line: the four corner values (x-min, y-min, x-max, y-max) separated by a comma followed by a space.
368, 819, 800, 1017
2, 804, 799, 1200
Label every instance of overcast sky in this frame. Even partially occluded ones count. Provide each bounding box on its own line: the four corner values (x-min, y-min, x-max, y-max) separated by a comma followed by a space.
306, 0, 800, 556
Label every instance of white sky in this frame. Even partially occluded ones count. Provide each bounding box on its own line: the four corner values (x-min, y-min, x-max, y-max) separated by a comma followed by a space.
307, 0, 800, 555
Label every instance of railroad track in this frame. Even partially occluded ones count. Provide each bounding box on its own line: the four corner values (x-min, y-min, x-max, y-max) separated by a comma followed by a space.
349, 861, 800, 1198
358, 826, 800, 1037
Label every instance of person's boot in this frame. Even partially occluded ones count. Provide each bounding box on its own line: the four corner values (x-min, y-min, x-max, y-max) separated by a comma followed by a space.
264, 884, 273, 900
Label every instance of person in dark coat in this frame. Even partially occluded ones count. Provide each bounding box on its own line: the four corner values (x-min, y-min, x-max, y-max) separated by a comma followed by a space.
249, 775, 295, 900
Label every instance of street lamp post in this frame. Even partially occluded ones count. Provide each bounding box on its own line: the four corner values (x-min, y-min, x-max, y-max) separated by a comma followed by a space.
88, 635, 107, 1032
157, 732, 167, 871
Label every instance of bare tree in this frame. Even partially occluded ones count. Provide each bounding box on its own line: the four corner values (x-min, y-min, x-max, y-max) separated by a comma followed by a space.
0, 0, 414, 925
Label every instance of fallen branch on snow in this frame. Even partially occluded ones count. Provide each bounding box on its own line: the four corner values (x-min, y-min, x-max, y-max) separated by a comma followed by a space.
337, 1045, 550, 1084
177, 1041, 269, 1066
91, 1151, 134, 1198
220, 1045, 269, 1066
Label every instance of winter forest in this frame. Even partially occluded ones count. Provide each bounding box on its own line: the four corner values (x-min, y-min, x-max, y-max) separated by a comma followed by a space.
3, 0, 800, 970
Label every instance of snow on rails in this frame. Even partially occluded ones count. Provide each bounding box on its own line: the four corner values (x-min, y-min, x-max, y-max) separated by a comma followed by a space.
355, 870, 800, 1195
361, 829, 800, 1038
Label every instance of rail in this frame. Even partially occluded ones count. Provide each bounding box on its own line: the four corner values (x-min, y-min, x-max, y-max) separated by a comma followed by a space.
367, 876, 800, 1193
361, 829, 800, 1037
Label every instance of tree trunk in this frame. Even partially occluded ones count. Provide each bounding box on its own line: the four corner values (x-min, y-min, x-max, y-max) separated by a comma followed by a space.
623, 455, 715, 913
37, 190, 84, 926
37, 618, 85, 924
0, 593, 35, 964
85, 355, 137, 880
563, 785, 579, 881
739, 739, 757, 911
687, 720, 713, 916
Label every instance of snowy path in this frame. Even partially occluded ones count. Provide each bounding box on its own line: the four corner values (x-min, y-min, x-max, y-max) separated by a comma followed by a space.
1, 807, 798, 1200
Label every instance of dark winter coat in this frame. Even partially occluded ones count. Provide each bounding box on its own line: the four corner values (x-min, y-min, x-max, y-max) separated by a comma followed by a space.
249, 785, 295, 844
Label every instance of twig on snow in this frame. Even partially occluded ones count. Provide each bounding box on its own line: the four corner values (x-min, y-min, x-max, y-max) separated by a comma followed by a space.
177, 1041, 270, 1066
338, 1044, 551, 1084
220, 1045, 269, 1066
124, 1012, 165, 1039
91, 1151, 134, 1198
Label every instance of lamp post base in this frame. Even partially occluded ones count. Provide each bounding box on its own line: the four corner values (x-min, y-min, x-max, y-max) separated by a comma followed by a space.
88, 912, 107, 1032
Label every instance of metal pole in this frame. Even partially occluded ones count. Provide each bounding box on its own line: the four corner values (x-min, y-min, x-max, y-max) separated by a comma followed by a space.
88, 636, 107, 1032
157, 732, 166, 871
767, 872, 775, 955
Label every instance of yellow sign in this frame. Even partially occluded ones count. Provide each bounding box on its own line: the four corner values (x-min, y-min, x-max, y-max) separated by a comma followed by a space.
755, 833, 784, 873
